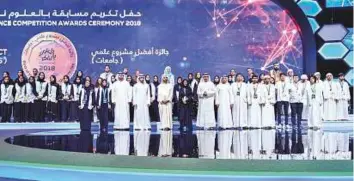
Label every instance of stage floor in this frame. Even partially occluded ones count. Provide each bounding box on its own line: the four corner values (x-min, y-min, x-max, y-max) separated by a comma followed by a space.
0, 118, 352, 181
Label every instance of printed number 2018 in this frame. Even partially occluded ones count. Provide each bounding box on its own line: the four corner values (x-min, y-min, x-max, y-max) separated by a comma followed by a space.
125, 21, 141, 26
39, 66, 55, 71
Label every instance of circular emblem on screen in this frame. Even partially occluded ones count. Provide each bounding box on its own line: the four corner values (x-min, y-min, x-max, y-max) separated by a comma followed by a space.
22, 32, 78, 82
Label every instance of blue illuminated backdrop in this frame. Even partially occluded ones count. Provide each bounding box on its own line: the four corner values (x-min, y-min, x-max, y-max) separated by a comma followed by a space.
0, 0, 305, 80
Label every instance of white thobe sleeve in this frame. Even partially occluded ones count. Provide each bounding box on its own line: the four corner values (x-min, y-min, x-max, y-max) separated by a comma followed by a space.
168, 85, 173, 102
133, 85, 137, 106
333, 82, 339, 100
270, 86, 276, 104
197, 84, 204, 98
127, 84, 132, 103
259, 85, 265, 104
111, 84, 116, 104
228, 86, 234, 105
151, 84, 156, 102
146, 85, 151, 105
306, 86, 312, 106
247, 85, 252, 104
157, 85, 162, 103
215, 86, 220, 105
319, 87, 324, 105
207, 84, 216, 97
345, 83, 351, 100
323, 82, 330, 100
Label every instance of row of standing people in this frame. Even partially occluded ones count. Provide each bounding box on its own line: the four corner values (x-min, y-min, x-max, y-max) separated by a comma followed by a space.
0, 68, 351, 131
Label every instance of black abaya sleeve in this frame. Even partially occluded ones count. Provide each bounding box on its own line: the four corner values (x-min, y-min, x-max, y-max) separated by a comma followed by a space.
12, 85, 16, 97
109, 90, 112, 105
56, 84, 61, 101
91, 90, 96, 107
178, 88, 183, 104
32, 84, 38, 97
172, 85, 177, 103
187, 87, 193, 104
43, 84, 48, 97
95, 89, 100, 106
78, 89, 82, 105
192, 84, 198, 100
70, 85, 74, 99
58, 85, 63, 100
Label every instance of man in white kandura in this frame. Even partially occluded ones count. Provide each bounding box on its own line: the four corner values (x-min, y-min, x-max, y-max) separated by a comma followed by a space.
323, 73, 338, 121
100, 65, 114, 85
300, 74, 310, 120
196, 73, 216, 129
308, 75, 323, 129
158, 75, 173, 130
261, 75, 276, 128
215, 75, 234, 129
133, 74, 151, 130
285, 69, 294, 84
247, 75, 264, 128
336, 73, 351, 120
111, 72, 132, 130
231, 74, 248, 128
314, 72, 324, 118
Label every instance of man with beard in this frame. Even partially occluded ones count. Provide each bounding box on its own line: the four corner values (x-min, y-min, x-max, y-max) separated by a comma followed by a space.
111, 72, 132, 130
158, 75, 173, 130
270, 63, 282, 82
196, 73, 216, 129
133, 74, 151, 130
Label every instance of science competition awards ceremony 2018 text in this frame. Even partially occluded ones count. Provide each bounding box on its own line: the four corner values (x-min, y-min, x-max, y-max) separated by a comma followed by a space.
0, 0, 352, 180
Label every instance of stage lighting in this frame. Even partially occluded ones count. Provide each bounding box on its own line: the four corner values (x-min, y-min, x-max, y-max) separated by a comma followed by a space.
297, 0, 322, 17
326, 0, 353, 8
344, 51, 353, 67
307, 17, 320, 33
318, 42, 349, 60
318, 24, 348, 41
343, 28, 353, 50
345, 69, 354, 86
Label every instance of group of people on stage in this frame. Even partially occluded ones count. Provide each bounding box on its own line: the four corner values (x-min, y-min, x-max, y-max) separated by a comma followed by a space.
0, 63, 351, 131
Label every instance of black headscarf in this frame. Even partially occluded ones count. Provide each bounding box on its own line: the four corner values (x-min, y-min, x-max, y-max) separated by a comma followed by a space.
50, 75, 57, 85
145, 74, 151, 84
153, 75, 159, 87
17, 76, 26, 87
182, 79, 189, 88
187, 73, 193, 85
175, 76, 183, 90
63, 75, 70, 85
213, 76, 220, 85
38, 72, 46, 83
74, 76, 82, 85
15, 70, 25, 83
